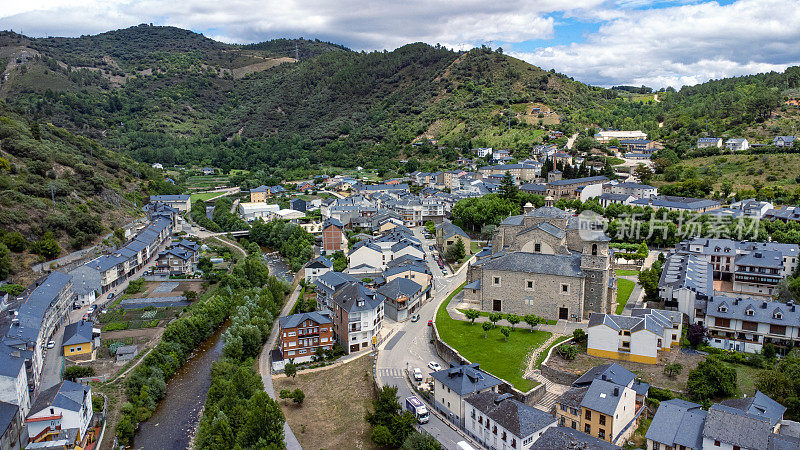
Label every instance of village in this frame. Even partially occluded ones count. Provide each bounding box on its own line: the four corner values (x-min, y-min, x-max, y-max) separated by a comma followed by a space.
2, 126, 800, 450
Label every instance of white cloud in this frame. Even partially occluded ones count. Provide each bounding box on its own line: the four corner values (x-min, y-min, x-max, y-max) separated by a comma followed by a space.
511, 0, 800, 88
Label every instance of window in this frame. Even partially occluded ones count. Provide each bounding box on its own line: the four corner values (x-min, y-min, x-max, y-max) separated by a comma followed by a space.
534, 243, 541, 253
653, 443, 660, 450
584, 410, 591, 420
714, 441, 720, 447
584, 424, 591, 434
561, 284, 569, 294
76, 346, 82, 352
672, 334, 677, 341
599, 414, 606, 425
770, 324, 786, 335
598, 429, 606, 440
493, 277, 501, 286
746, 309, 754, 316
571, 420, 576, 429
526, 280, 534, 290
592, 244, 598, 256
621, 341, 630, 348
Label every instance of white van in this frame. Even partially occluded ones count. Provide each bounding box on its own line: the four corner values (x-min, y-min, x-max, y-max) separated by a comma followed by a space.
413, 368, 423, 382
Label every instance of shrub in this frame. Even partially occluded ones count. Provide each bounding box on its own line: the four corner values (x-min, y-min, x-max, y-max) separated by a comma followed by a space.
64, 365, 95, 381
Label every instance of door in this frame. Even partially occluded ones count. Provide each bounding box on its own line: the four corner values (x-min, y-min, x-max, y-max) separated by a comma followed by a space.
559, 307, 568, 320
492, 300, 502, 311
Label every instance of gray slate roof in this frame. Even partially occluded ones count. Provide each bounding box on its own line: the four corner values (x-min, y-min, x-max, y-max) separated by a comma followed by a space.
645, 399, 707, 449
579, 378, 626, 416
573, 363, 635, 388
376, 277, 422, 300
62, 321, 94, 347
430, 363, 502, 396
278, 311, 332, 329
465, 391, 556, 438
532, 426, 620, 449
0, 401, 18, 438
29, 380, 89, 415
719, 391, 786, 427
10, 271, 72, 343
703, 404, 772, 450
475, 252, 584, 278
0, 343, 26, 378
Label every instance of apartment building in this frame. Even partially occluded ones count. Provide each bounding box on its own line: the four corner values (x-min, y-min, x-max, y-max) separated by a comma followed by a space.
322, 218, 348, 254
587, 309, 682, 364
148, 194, 190, 212
594, 130, 647, 144
25, 381, 93, 447
465, 392, 557, 450
658, 253, 714, 322
376, 277, 425, 322
3, 271, 73, 389
478, 164, 540, 182
702, 295, 800, 354
277, 312, 334, 363
431, 364, 503, 427
330, 282, 383, 353
555, 364, 648, 446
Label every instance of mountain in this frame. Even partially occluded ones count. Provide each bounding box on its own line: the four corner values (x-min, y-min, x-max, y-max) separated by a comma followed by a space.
2, 25, 799, 178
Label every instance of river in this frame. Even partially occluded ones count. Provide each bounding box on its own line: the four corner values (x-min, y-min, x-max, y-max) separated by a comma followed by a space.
263, 251, 294, 283
133, 322, 229, 450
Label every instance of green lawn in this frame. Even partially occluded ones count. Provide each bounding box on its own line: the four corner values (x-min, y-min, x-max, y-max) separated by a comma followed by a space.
470, 241, 483, 254
437, 283, 549, 392
729, 363, 764, 396
615, 279, 635, 314
615, 269, 640, 276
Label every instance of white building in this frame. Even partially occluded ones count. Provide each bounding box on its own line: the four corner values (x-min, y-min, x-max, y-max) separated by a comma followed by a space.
587, 309, 683, 365
0, 347, 31, 417
609, 182, 657, 199
25, 381, 92, 445
594, 130, 648, 144
238, 202, 280, 222
304, 256, 333, 283
725, 138, 749, 152
465, 391, 557, 450
431, 364, 503, 427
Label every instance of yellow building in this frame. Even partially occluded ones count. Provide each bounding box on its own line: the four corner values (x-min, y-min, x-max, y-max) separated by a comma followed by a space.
62, 321, 95, 356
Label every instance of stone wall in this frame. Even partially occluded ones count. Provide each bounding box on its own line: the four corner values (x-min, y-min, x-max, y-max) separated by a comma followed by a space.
479, 268, 584, 321
541, 363, 581, 386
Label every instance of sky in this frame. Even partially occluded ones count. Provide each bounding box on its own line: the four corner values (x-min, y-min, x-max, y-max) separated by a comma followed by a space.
2, 0, 799, 89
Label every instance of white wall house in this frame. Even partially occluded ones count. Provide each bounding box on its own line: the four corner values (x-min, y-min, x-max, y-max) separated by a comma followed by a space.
26, 381, 92, 445
465, 392, 557, 450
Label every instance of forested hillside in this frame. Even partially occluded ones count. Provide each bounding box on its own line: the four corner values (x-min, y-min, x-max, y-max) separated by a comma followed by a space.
0, 104, 179, 279
2, 24, 800, 179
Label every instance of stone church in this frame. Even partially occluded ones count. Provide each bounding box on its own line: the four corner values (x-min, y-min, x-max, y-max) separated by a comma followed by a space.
463, 204, 616, 321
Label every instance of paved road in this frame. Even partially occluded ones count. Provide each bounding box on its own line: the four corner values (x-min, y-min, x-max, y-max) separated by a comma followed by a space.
375, 229, 470, 449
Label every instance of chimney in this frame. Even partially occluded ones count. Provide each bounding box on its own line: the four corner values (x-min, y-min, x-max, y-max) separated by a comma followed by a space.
614, 387, 619, 397
601, 374, 607, 381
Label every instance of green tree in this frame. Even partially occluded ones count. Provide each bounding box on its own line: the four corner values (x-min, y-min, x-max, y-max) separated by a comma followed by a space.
0, 243, 10, 280
284, 362, 297, 380
572, 329, 587, 344
2, 231, 27, 253
292, 388, 305, 405
505, 314, 521, 329
500, 327, 510, 341
664, 363, 683, 377
687, 357, 738, 401
445, 239, 466, 262
557, 344, 578, 360
500, 171, 518, 200
31, 231, 61, 259
523, 314, 543, 331
401, 431, 444, 450
424, 221, 436, 236
488, 312, 502, 327
482, 322, 492, 338
236, 391, 285, 447
464, 309, 480, 324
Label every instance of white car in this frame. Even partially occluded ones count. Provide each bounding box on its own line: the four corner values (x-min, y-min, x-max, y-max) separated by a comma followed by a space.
87, 306, 96, 314
428, 361, 442, 372
46, 341, 55, 349
413, 368, 423, 381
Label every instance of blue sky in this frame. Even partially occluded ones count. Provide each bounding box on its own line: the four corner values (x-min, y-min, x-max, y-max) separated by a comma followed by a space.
2, 0, 799, 88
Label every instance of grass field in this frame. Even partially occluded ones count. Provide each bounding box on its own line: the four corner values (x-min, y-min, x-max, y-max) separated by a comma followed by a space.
437, 283, 549, 391
616, 269, 640, 276
616, 279, 635, 314
273, 355, 378, 450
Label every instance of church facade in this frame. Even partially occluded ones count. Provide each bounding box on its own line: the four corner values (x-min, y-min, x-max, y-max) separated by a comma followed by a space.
463, 205, 616, 321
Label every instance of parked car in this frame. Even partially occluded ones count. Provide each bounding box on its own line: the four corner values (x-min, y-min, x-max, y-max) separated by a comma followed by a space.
442, 270, 448, 275
82, 314, 89, 321
46, 341, 55, 349
107, 292, 114, 299
87, 306, 96, 314
413, 368, 423, 381
428, 361, 442, 371
410, 314, 420, 322
428, 320, 433, 326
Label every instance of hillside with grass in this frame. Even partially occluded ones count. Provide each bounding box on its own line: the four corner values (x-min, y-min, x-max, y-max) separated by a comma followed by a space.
0, 105, 178, 280
2, 25, 800, 183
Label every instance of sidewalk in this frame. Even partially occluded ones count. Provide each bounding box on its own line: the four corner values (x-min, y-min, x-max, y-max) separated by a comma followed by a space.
258, 284, 302, 450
